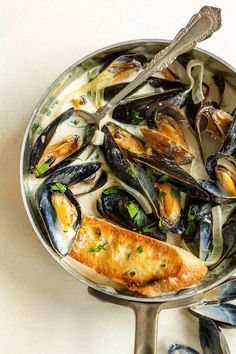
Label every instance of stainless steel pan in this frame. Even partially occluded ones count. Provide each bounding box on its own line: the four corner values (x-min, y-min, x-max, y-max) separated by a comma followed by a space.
20, 39, 236, 354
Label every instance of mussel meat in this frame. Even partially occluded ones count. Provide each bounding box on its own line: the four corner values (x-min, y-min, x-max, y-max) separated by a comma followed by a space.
30, 108, 96, 177
36, 182, 81, 256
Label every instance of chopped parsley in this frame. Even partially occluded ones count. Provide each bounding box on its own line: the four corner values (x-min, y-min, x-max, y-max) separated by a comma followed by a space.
127, 201, 144, 226
137, 245, 143, 253
131, 111, 144, 125
126, 165, 137, 179
80, 96, 87, 105
143, 221, 158, 233
69, 119, 80, 126
89, 243, 107, 253
43, 107, 52, 116
157, 174, 169, 183
31, 122, 43, 134
35, 163, 50, 175
170, 190, 178, 198
103, 186, 120, 195
158, 219, 168, 233
187, 207, 196, 222
201, 202, 212, 210
50, 182, 66, 193
85, 125, 92, 137
186, 221, 196, 236
145, 166, 154, 179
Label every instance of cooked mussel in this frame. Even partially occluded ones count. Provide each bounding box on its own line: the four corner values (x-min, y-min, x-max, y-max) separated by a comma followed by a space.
142, 101, 194, 165
190, 304, 236, 328
202, 278, 236, 304
168, 344, 200, 354
199, 317, 231, 353
44, 162, 108, 195
36, 182, 81, 256
202, 153, 236, 201
155, 182, 182, 232
112, 88, 188, 125
97, 186, 166, 241
29, 108, 96, 177
103, 76, 187, 101
195, 101, 233, 161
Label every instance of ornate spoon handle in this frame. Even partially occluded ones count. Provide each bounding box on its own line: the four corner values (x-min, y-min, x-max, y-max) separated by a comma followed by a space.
97, 6, 221, 119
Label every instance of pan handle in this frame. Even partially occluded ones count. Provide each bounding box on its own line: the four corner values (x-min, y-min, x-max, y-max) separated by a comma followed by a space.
132, 302, 162, 354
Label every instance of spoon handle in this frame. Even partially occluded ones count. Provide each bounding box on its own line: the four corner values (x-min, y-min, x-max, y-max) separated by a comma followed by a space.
97, 6, 221, 119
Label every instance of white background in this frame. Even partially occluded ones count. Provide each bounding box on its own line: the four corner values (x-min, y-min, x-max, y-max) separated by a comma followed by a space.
1, 1, 236, 353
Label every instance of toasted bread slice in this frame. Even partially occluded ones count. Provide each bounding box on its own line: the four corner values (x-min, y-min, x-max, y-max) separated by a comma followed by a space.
69, 215, 207, 296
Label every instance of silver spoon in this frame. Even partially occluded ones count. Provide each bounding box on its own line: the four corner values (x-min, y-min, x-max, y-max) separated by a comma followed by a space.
76, 6, 221, 124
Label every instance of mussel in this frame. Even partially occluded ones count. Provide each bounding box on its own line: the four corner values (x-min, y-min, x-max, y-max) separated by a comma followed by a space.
190, 304, 236, 328
30, 108, 96, 177
97, 186, 166, 241
44, 162, 108, 196
199, 317, 231, 353
36, 182, 81, 256
142, 101, 194, 165
112, 88, 188, 125
202, 153, 236, 202
195, 101, 233, 161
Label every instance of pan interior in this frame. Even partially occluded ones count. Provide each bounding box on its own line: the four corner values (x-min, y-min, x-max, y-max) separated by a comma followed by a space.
21, 40, 236, 303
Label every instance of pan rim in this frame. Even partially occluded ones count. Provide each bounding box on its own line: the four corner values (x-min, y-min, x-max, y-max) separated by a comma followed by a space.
20, 38, 236, 303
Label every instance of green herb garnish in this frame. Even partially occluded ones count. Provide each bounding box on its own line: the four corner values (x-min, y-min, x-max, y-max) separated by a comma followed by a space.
103, 186, 120, 195
89, 243, 107, 253
157, 174, 169, 183
137, 245, 143, 253
127, 202, 140, 219
85, 125, 92, 137
131, 111, 144, 125
50, 182, 66, 193
127, 202, 144, 226
35, 163, 50, 175
126, 165, 137, 179
42, 107, 52, 116
201, 202, 213, 210
31, 122, 42, 134
80, 96, 87, 105
187, 207, 196, 222
158, 219, 168, 233
70, 119, 80, 126
143, 221, 158, 233
170, 190, 178, 198
186, 221, 196, 235
145, 166, 154, 179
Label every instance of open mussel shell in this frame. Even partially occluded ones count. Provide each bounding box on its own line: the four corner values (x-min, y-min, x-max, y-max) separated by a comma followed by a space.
199, 317, 231, 353
221, 113, 236, 156
142, 101, 194, 165
190, 304, 236, 328
203, 153, 236, 202
202, 278, 236, 304
44, 163, 108, 196
168, 344, 200, 354
195, 101, 233, 161
112, 88, 187, 125
29, 107, 96, 178
103, 76, 188, 101
36, 183, 81, 256
97, 186, 166, 241
133, 155, 211, 202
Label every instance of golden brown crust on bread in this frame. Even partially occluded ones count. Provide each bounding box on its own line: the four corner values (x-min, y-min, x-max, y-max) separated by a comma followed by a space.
69, 215, 207, 296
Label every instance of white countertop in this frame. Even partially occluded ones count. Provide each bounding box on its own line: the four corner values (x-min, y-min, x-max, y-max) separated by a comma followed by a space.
1, 1, 235, 353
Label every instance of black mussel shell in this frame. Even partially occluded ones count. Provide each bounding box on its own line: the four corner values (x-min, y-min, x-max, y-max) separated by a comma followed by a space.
203, 278, 236, 304
133, 155, 211, 202
112, 88, 187, 125
30, 107, 96, 177
185, 82, 209, 128
103, 76, 187, 101
168, 343, 200, 354
30, 108, 74, 173
98, 187, 166, 241
44, 163, 102, 186
36, 183, 81, 256
191, 304, 236, 328
199, 317, 231, 354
